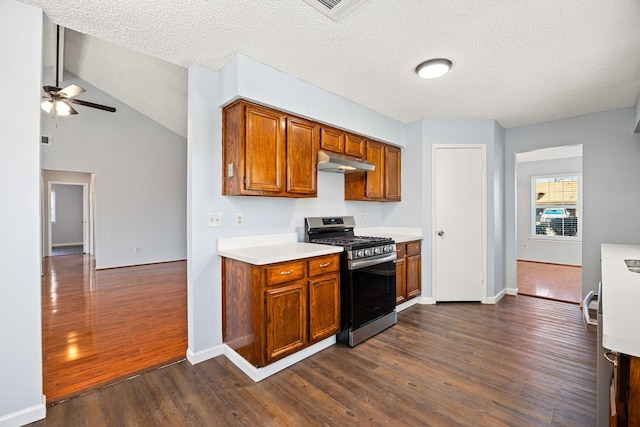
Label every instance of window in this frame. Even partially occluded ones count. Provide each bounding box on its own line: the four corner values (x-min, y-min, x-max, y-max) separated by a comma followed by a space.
532, 175, 580, 237
50, 189, 56, 223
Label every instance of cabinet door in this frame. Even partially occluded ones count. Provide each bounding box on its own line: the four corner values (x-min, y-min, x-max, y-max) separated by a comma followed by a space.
395, 256, 407, 305
365, 140, 385, 199
245, 105, 286, 193
406, 254, 421, 300
286, 117, 318, 195
320, 126, 344, 153
384, 145, 401, 201
265, 281, 307, 362
345, 133, 366, 159
308, 273, 340, 342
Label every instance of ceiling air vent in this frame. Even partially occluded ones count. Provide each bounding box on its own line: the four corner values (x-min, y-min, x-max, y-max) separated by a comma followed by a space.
302, 0, 368, 21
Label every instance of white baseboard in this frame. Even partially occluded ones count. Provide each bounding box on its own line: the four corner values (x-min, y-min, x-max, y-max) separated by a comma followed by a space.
223, 337, 336, 382
0, 395, 46, 427
51, 242, 83, 247
186, 344, 225, 365
395, 298, 419, 312
486, 288, 506, 304
506, 287, 518, 296
417, 295, 435, 305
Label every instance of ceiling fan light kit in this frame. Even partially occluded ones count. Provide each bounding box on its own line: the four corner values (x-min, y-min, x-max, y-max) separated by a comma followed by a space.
415, 58, 453, 79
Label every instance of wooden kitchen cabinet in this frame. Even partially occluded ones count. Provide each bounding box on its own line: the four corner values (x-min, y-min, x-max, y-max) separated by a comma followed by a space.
611, 353, 640, 426
320, 126, 366, 159
222, 253, 340, 367
344, 140, 401, 201
222, 100, 319, 198
395, 240, 421, 305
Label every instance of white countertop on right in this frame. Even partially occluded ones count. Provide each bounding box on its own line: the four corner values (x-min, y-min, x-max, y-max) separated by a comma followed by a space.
601, 243, 640, 358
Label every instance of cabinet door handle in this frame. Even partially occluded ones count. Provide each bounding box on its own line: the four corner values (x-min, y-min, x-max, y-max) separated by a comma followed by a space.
280, 270, 294, 275
604, 351, 618, 367
319, 262, 331, 268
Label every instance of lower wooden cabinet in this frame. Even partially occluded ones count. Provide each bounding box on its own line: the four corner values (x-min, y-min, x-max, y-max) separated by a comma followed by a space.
611, 352, 640, 426
223, 253, 340, 367
396, 240, 422, 305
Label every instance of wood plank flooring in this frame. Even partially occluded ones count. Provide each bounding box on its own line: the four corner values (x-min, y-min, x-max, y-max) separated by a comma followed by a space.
517, 260, 582, 304
32, 295, 596, 426
42, 255, 187, 403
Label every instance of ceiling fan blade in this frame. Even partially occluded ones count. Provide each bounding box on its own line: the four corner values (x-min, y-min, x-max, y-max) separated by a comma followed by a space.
70, 98, 117, 113
67, 104, 79, 115
56, 84, 86, 98
43, 85, 62, 95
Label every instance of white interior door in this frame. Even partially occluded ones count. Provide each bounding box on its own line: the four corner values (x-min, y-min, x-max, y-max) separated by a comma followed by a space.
433, 145, 486, 302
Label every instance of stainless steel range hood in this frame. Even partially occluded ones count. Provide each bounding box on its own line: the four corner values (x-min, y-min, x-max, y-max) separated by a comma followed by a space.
317, 151, 375, 174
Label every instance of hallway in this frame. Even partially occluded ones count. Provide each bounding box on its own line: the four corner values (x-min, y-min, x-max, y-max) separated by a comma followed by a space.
42, 255, 187, 403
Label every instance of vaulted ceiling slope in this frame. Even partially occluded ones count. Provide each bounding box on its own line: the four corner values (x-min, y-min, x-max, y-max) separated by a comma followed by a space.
25, 0, 640, 129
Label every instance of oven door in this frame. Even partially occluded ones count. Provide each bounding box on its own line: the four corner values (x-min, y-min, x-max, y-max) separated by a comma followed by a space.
348, 256, 396, 330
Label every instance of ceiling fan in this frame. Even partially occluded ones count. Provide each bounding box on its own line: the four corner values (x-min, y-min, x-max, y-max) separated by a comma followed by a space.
41, 25, 116, 117
41, 84, 116, 116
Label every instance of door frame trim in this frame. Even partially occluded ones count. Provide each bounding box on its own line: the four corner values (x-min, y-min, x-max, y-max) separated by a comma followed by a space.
431, 144, 487, 303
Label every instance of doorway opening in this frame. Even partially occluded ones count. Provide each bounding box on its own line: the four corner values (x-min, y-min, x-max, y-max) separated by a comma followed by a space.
42, 170, 95, 258
515, 145, 583, 304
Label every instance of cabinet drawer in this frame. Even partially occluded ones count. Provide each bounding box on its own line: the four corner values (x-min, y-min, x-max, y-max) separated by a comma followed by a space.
396, 243, 407, 259
308, 254, 340, 277
407, 241, 421, 256
265, 261, 306, 286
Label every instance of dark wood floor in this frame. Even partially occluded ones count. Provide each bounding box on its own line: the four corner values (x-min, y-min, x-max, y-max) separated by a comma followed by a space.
42, 255, 187, 403
32, 295, 596, 426
517, 260, 582, 304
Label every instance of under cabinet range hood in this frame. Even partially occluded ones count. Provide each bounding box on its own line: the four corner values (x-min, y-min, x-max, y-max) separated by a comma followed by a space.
317, 151, 375, 174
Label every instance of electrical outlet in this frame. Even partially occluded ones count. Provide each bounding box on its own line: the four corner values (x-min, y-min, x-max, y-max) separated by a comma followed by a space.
134, 246, 140, 253
236, 213, 243, 226
360, 212, 366, 221
523, 243, 528, 249
208, 212, 222, 227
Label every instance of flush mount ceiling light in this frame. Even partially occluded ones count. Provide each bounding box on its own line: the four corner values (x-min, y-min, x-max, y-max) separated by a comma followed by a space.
415, 58, 453, 79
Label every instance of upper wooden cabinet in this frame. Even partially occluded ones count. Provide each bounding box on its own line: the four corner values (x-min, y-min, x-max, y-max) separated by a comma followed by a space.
344, 140, 402, 201
223, 99, 400, 200
222, 100, 318, 198
320, 126, 366, 159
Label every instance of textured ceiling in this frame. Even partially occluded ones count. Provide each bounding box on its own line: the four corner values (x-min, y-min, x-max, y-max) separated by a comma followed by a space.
23, 0, 640, 130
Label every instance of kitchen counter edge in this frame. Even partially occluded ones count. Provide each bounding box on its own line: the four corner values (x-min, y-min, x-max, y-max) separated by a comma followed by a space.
219, 242, 343, 266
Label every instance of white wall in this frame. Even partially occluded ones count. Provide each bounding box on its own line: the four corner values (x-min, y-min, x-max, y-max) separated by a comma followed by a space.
505, 107, 640, 297
51, 184, 83, 245
0, 1, 46, 425
186, 57, 414, 359
516, 156, 582, 265
41, 75, 187, 269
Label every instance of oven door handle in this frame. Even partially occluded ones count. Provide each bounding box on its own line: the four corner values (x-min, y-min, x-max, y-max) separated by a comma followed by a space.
349, 253, 396, 270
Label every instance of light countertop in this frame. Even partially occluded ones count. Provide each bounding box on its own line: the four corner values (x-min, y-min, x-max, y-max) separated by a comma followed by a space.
601, 243, 640, 357
218, 233, 342, 265
355, 227, 423, 244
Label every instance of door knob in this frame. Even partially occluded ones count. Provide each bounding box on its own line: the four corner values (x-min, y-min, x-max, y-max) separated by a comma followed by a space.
437, 230, 444, 237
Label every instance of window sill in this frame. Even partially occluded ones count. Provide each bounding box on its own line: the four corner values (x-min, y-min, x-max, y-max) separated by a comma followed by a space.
528, 236, 582, 243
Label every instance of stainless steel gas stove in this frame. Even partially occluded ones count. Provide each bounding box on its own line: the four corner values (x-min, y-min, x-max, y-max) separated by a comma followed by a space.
305, 216, 397, 346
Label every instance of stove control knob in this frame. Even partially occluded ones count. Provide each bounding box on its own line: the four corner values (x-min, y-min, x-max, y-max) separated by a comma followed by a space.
364, 249, 372, 257
386, 245, 394, 252
383, 245, 390, 252
373, 247, 380, 254
356, 250, 364, 258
